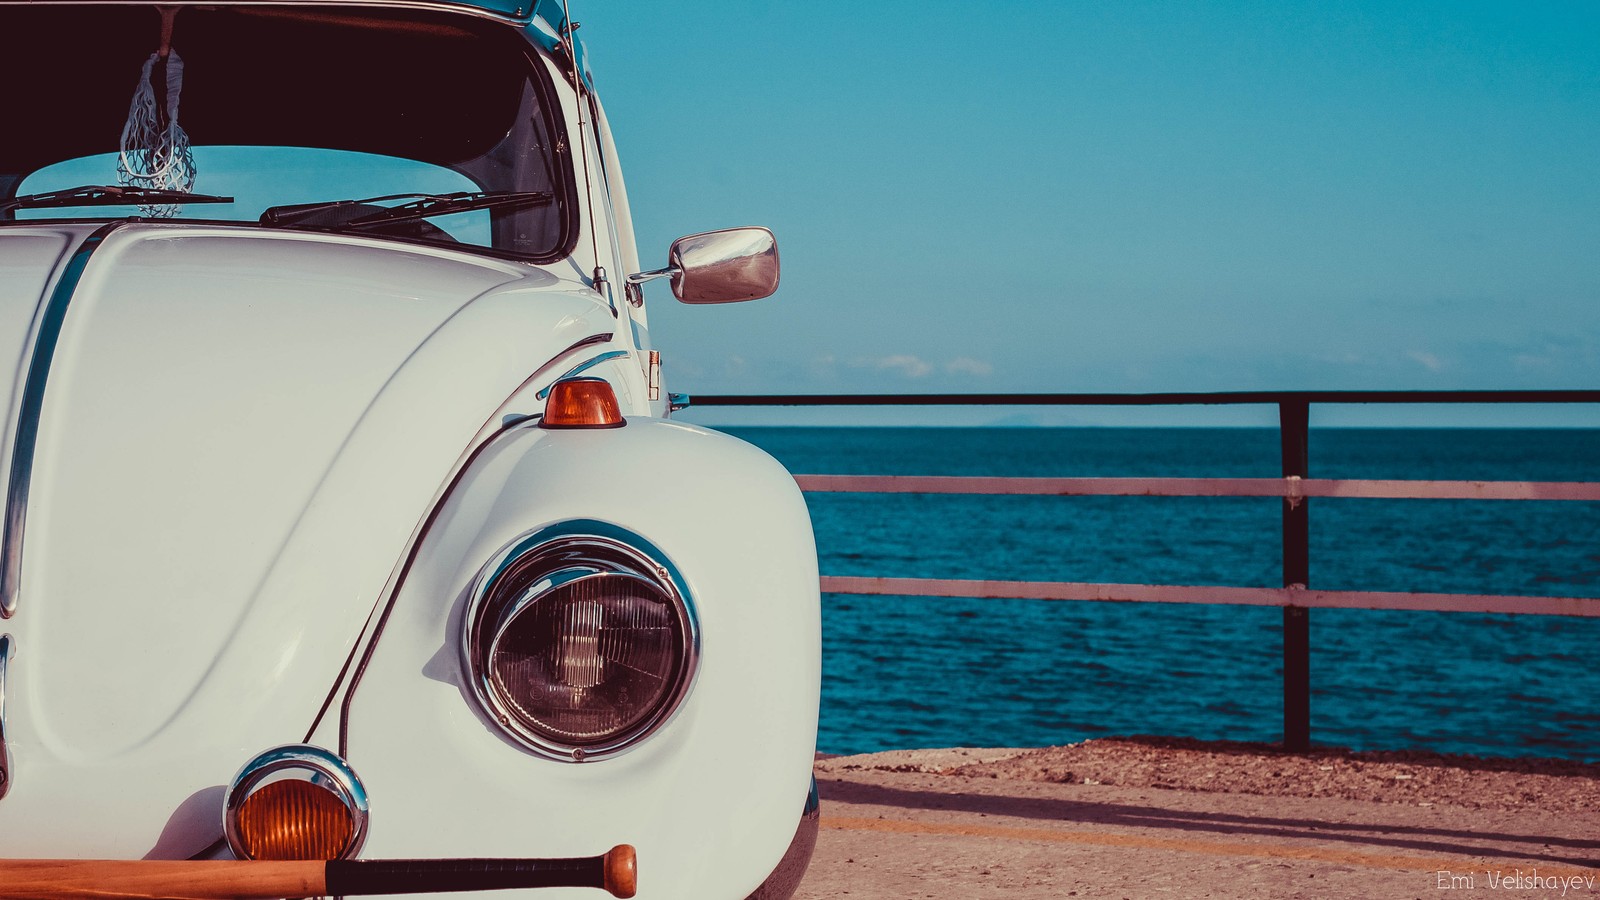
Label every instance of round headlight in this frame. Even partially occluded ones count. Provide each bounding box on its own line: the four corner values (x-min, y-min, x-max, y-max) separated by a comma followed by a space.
463, 521, 698, 761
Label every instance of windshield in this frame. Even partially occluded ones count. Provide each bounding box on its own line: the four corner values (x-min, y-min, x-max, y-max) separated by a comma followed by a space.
1, 4, 573, 261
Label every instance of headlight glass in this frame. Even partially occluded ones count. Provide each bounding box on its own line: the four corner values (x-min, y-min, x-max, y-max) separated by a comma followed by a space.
464, 521, 697, 761
235, 779, 355, 860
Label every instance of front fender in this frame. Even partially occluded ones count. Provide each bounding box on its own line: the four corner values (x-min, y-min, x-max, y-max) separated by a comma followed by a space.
335, 417, 820, 900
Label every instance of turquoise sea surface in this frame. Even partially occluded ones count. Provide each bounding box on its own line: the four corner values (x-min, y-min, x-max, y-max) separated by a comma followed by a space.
719, 427, 1600, 761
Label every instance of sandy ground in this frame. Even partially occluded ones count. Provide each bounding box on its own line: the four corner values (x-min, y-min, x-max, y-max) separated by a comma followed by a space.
795, 738, 1600, 899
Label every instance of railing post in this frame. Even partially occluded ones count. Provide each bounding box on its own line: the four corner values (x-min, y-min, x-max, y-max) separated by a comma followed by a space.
1280, 399, 1311, 752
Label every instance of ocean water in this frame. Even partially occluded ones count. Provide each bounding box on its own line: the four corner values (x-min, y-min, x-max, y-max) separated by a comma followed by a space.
718, 427, 1600, 761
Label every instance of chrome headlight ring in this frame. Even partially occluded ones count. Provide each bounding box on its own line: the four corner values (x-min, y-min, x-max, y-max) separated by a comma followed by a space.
461, 520, 699, 762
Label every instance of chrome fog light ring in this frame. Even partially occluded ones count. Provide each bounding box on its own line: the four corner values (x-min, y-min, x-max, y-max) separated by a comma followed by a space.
462, 519, 700, 763
222, 743, 369, 861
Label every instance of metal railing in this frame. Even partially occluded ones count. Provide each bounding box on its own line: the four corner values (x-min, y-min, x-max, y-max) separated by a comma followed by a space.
685, 390, 1600, 751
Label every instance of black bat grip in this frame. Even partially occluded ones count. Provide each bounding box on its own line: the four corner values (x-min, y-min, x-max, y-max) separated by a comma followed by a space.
326, 847, 635, 897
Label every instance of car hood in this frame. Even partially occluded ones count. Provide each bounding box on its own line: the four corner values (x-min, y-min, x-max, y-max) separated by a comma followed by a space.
0, 222, 615, 853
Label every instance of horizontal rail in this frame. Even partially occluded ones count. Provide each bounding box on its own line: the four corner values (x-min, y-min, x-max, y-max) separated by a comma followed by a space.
748, 389, 1599, 749
820, 576, 1600, 618
689, 390, 1600, 407
794, 474, 1600, 502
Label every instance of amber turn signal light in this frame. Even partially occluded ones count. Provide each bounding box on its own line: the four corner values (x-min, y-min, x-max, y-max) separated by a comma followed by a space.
541, 377, 625, 429
234, 779, 356, 861
223, 744, 368, 862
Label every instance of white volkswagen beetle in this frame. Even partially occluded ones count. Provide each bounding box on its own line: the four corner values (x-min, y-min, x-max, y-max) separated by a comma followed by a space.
0, 2, 820, 898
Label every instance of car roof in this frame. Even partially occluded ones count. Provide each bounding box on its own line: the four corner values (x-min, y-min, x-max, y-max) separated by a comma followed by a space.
0, 0, 589, 88
0, 0, 565, 27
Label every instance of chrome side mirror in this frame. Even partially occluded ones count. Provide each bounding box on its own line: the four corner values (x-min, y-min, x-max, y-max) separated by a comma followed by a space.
627, 226, 779, 304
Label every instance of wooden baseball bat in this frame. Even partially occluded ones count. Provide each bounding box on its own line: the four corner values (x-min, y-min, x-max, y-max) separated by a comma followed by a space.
0, 844, 636, 899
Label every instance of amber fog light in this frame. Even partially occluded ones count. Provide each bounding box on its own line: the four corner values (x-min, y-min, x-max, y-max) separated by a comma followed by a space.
464, 521, 698, 762
223, 744, 368, 860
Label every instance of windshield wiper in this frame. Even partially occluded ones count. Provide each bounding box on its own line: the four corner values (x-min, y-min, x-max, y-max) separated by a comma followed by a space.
0, 185, 233, 213
259, 191, 553, 230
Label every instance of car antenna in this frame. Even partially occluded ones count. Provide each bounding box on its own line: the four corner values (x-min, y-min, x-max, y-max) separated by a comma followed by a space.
559, 1, 612, 313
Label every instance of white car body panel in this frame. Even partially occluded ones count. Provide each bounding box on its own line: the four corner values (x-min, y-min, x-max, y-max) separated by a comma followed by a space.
0, 3, 816, 896
0, 224, 620, 850
334, 420, 820, 899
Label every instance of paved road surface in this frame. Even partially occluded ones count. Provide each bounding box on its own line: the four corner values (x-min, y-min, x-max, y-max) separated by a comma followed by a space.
794, 755, 1598, 899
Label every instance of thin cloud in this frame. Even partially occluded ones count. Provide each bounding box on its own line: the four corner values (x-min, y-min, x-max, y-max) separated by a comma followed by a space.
945, 357, 993, 377
1406, 350, 1444, 373
861, 354, 934, 378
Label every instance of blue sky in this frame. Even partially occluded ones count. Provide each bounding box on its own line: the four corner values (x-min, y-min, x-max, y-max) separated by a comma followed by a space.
585, 1, 1597, 426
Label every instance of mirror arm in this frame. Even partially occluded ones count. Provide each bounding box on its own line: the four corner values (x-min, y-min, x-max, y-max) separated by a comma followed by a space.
625, 266, 680, 286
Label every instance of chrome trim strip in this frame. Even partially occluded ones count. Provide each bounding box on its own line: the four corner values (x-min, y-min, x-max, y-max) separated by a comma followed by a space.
461, 519, 701, 762
222, 743, 370, 860
2, 222, 124, 619
0, 634, 12, 800
534, 349, 630, 400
